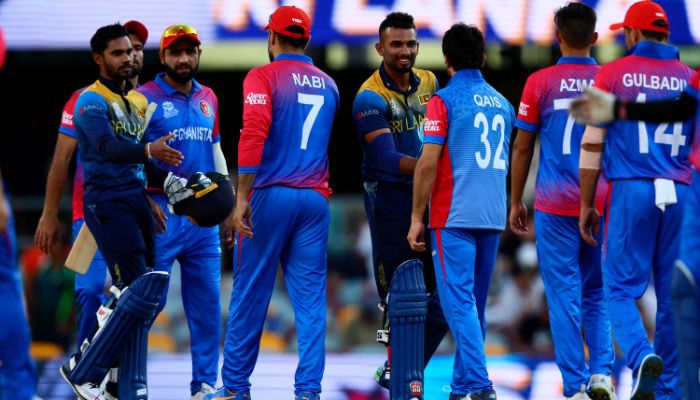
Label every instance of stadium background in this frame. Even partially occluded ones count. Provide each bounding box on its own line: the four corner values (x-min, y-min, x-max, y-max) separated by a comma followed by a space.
0, 0, 698, 398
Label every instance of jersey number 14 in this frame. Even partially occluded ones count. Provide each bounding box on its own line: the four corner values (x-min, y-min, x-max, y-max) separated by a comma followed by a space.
636, 93, 686, 156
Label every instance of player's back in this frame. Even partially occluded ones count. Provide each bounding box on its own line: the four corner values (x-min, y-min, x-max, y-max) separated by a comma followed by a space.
517, 58, 607, 215
688, 69, 700, 170
596, 41, 695, 183
430, 69, 515, 230
246, 54, 339, 195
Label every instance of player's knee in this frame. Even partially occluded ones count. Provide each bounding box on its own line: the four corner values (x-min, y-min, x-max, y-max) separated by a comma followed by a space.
119, 271, 170, 322
388, 259, 428, 319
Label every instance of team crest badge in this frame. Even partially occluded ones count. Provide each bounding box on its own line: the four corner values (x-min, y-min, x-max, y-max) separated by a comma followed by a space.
199, 100, 212, 117
418, 93, 431, 105
409, 380, 423, 396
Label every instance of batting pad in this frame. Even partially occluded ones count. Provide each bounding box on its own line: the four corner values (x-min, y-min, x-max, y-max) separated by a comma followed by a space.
70, 271, 169, 384
118, 316, 151, 400
388, 259, 428, 400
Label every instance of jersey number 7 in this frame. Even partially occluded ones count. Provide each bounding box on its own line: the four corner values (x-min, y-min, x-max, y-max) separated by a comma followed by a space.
298, 93, 325, 150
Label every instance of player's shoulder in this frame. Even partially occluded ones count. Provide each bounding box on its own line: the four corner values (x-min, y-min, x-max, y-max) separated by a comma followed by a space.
413, 68, 437, 86
356, 69, 384, 95
136, 79, 160, 95
353, 86, 386, 111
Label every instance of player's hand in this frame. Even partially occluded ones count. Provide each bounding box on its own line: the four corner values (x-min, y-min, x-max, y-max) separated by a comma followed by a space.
221, 210, 235, 249
35, 212, 60, 254
149, 133, 184, 167
407, 219, 426, 252
570, 87, 616, 125
579, 206, 600, 247
233, 199, 253, 238
0, 200, 8, 233
147, 196, 168, 233
509, 201, 529, 236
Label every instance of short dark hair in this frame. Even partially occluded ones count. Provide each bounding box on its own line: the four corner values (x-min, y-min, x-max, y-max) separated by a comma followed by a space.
378, 12, 415, 38
554, 2, 597, 50
442, 23, 485, 71
641, 19, 669, 41
275, 26, 310, 49
90, 23, 129, 54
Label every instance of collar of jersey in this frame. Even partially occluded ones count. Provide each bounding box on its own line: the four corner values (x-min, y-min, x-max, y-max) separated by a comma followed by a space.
627, 40, 679, 61
98, 75, 133, 95
274, 53, 313, 65
449, 69, 484, 83
557, 56, 596, 65
378, 63, 421, 95
154, 73, 202, 96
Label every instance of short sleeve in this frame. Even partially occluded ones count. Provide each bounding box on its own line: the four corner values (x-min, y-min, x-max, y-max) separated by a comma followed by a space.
685, 69, 700, 100
59, 91, 82, 138
514, 74, 540, 133
423, 95, 448, 145
352, 90, 389, 137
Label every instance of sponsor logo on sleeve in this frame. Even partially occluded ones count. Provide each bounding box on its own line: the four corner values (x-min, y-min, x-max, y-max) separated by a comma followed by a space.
423, 118, 440, 133
355, 109, 379, 120
518, 102, 529, 116
245, 92, 268, 105
61, 111, 74, 126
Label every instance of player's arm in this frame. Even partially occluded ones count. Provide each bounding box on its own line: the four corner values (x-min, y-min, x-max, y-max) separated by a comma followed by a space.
353, 90, 417, 176
579, 125, 606, 247
35, 134, 77, 254
235, 70, 272, 238
509, 130, 536, 236
408, 96, 447, 251
509, 76, 541, 236
75, 93, 183, 165
571, 87, 697, 124
0, 168, 7, 232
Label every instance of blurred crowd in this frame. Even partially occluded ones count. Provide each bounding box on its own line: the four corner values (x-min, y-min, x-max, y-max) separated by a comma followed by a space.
15, 195, 659, 362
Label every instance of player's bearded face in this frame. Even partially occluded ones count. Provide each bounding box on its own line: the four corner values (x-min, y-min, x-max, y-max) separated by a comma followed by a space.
379, 27, 418, 74
129, 35, 144, 79
101, 37, 134, 82
163, 43, 200, 83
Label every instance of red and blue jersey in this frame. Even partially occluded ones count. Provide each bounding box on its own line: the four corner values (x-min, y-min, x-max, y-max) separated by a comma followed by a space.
137, 74, 220, 186
59, 88, 87, 221
238, 53, 339, 198
595, 41, 695, 183
516, 57, 608, 216
423, 69, 515, 230
686, 69, 700, 170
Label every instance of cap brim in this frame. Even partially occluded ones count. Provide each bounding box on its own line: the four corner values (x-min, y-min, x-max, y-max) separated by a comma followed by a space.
609, 22, 625, 30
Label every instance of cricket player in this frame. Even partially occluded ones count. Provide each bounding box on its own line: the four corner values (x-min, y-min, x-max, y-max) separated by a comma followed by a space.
136, 24, 230, 400
352, 12, 448, 398
58, 23, 183, 400
577, 2, 695, 398
209, 6, 339, 400
35, 19, 148, 350
509, 3, 615, 399
408, 23, 515, 400
571, 67, 700, 400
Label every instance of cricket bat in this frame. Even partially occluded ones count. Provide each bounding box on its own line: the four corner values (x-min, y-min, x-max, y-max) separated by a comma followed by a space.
65, 223, 98, 274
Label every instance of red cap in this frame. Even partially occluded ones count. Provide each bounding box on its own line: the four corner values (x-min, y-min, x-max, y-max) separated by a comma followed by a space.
609, 1, 669, 33
160, 24, 201, 50
124, 20, 148, 46
264, 6, 311, 39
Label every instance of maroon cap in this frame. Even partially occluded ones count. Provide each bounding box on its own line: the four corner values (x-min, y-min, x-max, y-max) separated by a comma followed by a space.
609, 1, 669, 33
124, 20, 148, 46
160, 24, 201, 50
264, 6, 311, 39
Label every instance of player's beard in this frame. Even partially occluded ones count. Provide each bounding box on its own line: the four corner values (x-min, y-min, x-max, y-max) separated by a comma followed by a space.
106, 61, 132, 83
165, 61, 198, 83
130, 63, 142, 79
